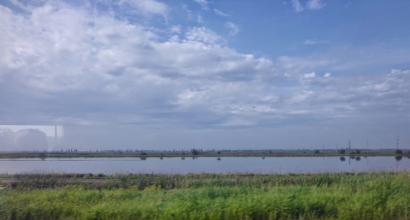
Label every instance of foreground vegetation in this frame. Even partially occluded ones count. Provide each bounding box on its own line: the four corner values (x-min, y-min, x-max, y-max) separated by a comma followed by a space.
1, 172, 410, 220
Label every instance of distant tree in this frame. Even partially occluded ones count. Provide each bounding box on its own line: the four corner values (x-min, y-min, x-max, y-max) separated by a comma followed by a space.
39, 152, 47, 160
314, 150, 320, 154
338, 149, 346, 154
191, 149, 199, 156
395, 149, 403, 155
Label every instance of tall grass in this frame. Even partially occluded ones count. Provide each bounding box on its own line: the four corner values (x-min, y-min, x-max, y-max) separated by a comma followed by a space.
1, 172, 410, 220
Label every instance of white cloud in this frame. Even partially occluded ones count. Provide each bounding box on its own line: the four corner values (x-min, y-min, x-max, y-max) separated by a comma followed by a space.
185, 26, 222, 44
225, 22, 239, 36
193, 0, 209, 10
182, 4, 194, 20
196, 14, 204, 23
289, 90, 314, 103
0, 0, 409, 131
276, 56, 334, 77
213, 8, 229, 17
291, 0, 326, 12
120, 0, 169, 17
291, 0, 304, 12
170, 25, 182, 34
303, 72, 316, 79
303, 39, 329, 45
0, 2, 277, 126
306, 0, 325, 10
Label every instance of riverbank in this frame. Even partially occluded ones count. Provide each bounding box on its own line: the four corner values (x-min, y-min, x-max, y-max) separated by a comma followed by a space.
0, 148, 409, 159
1, 172, 410, 219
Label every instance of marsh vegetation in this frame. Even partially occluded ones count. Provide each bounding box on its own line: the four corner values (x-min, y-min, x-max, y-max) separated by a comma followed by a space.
1, 172, 410, 220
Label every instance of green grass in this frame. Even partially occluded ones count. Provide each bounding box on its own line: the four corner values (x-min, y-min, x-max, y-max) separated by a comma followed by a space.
1, 173, 410, 220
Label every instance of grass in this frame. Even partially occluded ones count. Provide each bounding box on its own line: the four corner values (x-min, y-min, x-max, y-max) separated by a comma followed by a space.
1, 172, 410, 219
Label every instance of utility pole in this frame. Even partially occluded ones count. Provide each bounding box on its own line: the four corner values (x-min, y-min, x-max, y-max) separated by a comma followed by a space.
348, 139, 351, 166
396, 136, 400, 150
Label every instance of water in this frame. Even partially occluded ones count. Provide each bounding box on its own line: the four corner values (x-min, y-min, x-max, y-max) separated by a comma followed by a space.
0, 156, 409, 174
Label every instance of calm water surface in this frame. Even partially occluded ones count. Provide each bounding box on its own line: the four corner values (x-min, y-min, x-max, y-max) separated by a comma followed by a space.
0, 156, 409, 174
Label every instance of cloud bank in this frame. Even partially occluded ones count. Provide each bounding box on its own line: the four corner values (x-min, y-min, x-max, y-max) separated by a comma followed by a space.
0, 0, 409, 133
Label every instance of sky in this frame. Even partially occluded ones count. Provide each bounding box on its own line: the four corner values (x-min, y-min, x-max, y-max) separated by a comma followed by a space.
0, 0, 409, 150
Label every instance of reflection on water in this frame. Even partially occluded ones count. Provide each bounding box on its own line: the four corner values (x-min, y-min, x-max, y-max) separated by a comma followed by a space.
0, 156, 409, 174
395, 155, 403, 161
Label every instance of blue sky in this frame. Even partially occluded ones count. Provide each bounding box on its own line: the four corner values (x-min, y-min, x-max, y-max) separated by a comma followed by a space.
0, 0, 409, 149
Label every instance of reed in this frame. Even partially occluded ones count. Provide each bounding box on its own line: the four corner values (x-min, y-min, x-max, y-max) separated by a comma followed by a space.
0, 172, 409, 220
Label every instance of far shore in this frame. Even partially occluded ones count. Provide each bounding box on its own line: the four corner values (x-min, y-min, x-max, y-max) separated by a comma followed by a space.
0, 148, 408, 159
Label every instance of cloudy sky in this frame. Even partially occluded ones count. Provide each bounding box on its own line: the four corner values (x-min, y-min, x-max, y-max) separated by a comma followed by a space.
0, 0, 409, 150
